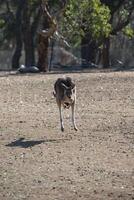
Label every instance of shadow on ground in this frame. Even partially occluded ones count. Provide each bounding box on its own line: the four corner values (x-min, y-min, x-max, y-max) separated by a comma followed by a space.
6, 137, 62, 148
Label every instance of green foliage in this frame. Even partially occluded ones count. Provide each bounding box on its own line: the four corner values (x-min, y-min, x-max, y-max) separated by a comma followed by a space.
61, 0, 111, 46
0, 19, 5, 28
82, 0, 111, 38
29, 0, 39, 5
0, 0, 133, 50
123, 25, 134, 39
102, 0, 134, 34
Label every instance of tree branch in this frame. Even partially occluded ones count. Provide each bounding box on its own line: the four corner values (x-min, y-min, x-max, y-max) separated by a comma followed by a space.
111, 0, 126, 14
39, 0, 57, 38
111, 7, 134, 35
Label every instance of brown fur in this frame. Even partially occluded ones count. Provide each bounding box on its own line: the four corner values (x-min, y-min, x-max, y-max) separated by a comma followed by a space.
53, 77, 78, 131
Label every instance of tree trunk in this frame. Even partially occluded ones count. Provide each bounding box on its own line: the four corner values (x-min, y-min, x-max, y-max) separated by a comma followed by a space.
37, 34, 49, 72
81, 34, 97, 66
22, 0, 35, 67
37, 2, 57, 72
102, 37, 110, 68
12, 1, 24, 69
23, 28, 35, 67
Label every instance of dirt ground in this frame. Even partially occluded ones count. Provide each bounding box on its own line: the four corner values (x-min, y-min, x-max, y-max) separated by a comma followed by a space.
0, 71, 134, 200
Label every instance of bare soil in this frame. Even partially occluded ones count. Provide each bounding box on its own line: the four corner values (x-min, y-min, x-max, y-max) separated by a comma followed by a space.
0, 71, 134, 200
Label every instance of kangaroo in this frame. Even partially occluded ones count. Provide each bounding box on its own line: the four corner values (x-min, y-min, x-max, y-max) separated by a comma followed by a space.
53, 77, 78, 132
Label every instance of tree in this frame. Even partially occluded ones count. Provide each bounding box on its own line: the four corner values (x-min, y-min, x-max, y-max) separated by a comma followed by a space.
22, 0, 40, 67
0, 0, 67, 71
0, 0, 41, 69
12, 0, 24, 69
37, 0, 67, 72
61, 0, 134, 68
61, 0, 111, 65
0, 0, 133, 69
37, 1, 57, 72
0, 0, 16, 48
14, 0, 41, 68
100, 0, 134, 67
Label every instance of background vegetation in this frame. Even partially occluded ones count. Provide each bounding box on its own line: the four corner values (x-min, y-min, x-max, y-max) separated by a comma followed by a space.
0, 0, 134, 70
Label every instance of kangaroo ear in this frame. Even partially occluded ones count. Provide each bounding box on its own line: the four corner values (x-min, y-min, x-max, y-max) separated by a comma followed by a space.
61, 83, 69, 90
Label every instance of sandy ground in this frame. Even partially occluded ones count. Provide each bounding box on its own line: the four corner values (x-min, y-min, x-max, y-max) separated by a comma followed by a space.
0, 71, 134, 200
